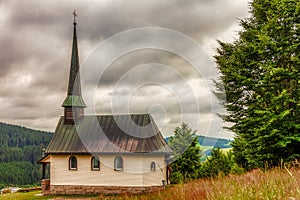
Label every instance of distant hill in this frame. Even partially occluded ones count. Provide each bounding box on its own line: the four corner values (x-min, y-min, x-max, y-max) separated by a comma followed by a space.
0, 122, 52, 188
166, 135, 232, 148
166, 135, 232, 158
197, 135, 232, 148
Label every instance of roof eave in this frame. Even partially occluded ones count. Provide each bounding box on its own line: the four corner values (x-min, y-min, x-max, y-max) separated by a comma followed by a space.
62, 95, 86, 107
37, 154, 51, 164
45, 151, 171, 155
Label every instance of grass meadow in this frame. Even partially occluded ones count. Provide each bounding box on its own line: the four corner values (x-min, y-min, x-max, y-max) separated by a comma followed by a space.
1, 166, 299, 200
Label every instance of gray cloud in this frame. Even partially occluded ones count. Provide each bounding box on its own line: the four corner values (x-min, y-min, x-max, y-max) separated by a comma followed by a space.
0, 0, 249, 138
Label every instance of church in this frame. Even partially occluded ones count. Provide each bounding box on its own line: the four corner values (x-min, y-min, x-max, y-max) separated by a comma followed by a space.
38, 12, 172, 195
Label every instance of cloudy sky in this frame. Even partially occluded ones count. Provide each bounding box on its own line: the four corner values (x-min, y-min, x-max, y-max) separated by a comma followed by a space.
0, 0, 249, 138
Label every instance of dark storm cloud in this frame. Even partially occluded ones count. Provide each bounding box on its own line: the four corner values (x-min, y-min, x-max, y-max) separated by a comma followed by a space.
76, 0, 248, 43
0, 0, 249, 137
92, 49, 198, 87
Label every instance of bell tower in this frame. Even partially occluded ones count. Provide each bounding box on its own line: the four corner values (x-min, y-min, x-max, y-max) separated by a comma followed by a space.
62, 10, 86, 124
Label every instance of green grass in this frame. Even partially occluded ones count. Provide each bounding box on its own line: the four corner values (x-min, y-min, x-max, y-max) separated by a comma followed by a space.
0, 190, 46, 200
0, 191, 98, 200
2, 166, 300, 200
201, 146, 213, 151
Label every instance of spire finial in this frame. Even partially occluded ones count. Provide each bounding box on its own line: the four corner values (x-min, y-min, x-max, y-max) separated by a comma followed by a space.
72, 10, 77, 24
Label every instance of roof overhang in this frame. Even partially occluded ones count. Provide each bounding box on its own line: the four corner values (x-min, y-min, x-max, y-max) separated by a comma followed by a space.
37, 154, 51, 164
44, 151, 172, 156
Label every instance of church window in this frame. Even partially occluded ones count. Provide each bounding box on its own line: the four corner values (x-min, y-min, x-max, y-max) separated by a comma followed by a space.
69, 156, 77, 170
91, 156, 100, 170
114, 156, 123, 171
150, 162, 156, 171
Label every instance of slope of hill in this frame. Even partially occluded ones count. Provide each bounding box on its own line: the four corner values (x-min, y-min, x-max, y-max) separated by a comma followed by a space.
166, 135, 232, 148
166, 135, 232, 157
197, 135, 232, 148
0, 122, 52, 189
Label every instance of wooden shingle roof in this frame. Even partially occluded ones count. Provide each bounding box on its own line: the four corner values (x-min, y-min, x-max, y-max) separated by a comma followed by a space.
46, 114, 172, 154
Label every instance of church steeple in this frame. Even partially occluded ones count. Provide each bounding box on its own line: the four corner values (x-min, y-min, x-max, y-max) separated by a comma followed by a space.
62, 10, 86, 124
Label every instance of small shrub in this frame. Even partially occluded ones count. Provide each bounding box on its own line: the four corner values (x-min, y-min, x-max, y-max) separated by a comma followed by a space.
230, 163, 245, 175
199, 147, 235, 178
170, 171, 183, 184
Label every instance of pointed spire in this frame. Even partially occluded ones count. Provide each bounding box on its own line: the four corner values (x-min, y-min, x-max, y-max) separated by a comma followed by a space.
62, 11, 86, 124
66, 10, 81, 96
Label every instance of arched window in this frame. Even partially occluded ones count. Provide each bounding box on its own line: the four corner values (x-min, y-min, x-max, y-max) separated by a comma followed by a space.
91, 156, 100, 170
114, 156, 123, 171
150, 162, 156, 171
69, 156, 77, 170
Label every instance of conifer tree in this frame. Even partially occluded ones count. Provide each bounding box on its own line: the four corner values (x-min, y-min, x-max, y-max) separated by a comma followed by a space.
215, 0, 300, 169
168, 123, 202, 183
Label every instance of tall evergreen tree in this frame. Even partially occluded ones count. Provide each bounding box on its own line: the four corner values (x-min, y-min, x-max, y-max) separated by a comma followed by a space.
215, 0, 300, 169
168, 123, 202, 183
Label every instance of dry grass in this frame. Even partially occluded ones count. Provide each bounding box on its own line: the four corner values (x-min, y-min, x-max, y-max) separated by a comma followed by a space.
1, 166, 300, 200
102, 167, 300, 200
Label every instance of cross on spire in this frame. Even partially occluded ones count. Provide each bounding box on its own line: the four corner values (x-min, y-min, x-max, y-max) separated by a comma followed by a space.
73, 10, 77, 24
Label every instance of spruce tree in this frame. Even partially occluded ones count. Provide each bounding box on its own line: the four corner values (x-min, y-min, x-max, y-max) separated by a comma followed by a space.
168, 123, 202, 183
215, 0, 300, 169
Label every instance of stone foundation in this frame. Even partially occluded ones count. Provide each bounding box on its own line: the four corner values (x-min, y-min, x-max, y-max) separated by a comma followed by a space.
48, 185, 164, 195
41, 179, 50, 195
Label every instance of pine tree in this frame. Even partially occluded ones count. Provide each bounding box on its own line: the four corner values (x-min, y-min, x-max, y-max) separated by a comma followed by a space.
215, 0, 300, 169
168, 123, 202, 183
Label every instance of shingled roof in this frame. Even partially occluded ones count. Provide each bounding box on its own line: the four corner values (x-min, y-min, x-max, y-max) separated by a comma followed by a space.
46, 114, 172, 154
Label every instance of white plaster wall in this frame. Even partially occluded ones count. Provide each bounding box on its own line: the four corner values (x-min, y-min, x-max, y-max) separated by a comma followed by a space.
49, 154, 166, 186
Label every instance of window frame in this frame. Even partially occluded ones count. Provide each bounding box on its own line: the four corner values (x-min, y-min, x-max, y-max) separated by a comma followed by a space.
114, 156, 123, 171
91, 156, 100, 171
150, 161, 156, 171
69, 156, 77, 170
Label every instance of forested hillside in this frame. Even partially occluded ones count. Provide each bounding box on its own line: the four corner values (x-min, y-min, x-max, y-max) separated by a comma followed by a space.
0, 122, 52, 188
166, 135, 232, 149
